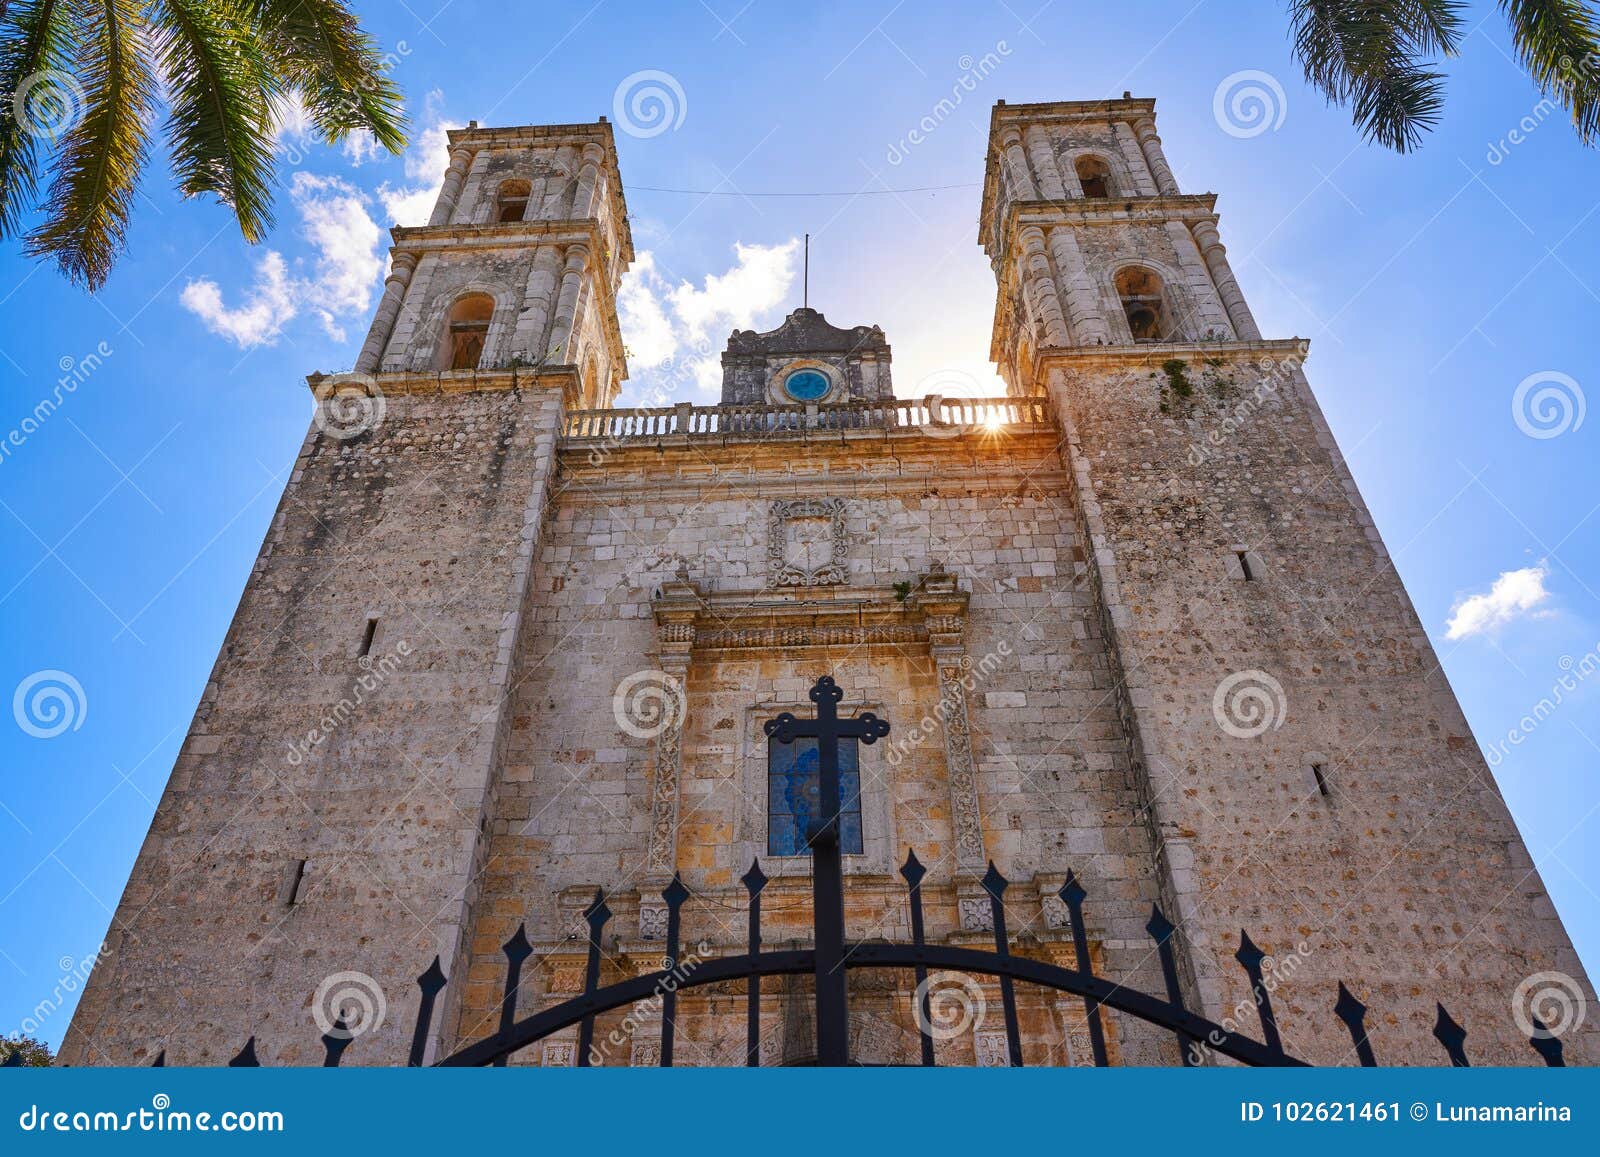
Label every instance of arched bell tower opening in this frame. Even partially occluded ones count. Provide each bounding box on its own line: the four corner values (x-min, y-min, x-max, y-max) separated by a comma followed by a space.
439, 293, 495, 370
1114, 266, 1167, 342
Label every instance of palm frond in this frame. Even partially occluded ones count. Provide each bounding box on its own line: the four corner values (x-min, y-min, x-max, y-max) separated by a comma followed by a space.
1289, 0, 1465, 151
1500, 0, 1600, 143
245, 0, 405, 152
149, 0, 277, 243
0, 0, 76, 237
23, 0, 154, 289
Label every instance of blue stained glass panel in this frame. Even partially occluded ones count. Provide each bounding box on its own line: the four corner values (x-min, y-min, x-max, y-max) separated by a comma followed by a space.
783, 370, 831, 401
768, 736, 863, 856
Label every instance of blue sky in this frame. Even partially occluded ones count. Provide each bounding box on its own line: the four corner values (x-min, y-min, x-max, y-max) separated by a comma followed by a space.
1, 0, 1596, 1050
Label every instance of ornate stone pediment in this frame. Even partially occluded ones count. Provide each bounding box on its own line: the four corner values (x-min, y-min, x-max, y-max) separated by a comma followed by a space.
769, 498, 848, 586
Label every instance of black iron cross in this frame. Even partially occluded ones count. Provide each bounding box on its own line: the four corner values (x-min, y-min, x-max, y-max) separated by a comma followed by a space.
763, 674, 889, 1066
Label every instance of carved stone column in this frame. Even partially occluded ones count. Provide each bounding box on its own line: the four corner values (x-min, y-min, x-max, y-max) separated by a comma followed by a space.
1023, 125, 1066, 200
1164, 221, 1235, 340
514, 244, 564, 363
428, 146, 475, 226
1113, 121, 1158, 196
1132, 117, 1179, 196
572, 142, 608, 218
999, 128, 1037, 200
1019, 226, 1071, 347
1046, 228, 1112, 345
641, 576, 699, 937
540, 144, 581, 218
918, 567, 988, 893
548, 244, 590, 363
1191, 219, 1262, 340
354, 251, 417, 373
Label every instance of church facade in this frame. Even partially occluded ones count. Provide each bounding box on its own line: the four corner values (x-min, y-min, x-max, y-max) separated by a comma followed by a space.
61, 98, 1593, 1067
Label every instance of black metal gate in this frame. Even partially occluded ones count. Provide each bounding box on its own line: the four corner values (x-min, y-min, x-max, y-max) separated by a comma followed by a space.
31, 675, 1566, 1070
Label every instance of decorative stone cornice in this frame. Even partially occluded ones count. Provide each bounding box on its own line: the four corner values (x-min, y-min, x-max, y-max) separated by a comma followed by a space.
305, 364, 580, 399
1035, 337, 1309, 372
985, 194, 1219, 262
389, 219, 609, 249
651, 581, 958, 654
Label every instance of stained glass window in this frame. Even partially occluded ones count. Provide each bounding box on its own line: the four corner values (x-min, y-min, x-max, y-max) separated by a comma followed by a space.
783, 369, 831, 401
767, 736, 863, 856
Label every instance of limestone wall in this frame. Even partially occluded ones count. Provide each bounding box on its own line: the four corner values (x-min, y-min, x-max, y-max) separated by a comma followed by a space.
1043, 349, 1597, 1065
59, 380, 564, 1066
450, 430, 1175, 1064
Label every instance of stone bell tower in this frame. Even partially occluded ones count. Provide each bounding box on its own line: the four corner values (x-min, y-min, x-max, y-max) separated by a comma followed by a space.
979, 97, 1590, 1059
59, 120, 634, 1068
354, 119, 632, 407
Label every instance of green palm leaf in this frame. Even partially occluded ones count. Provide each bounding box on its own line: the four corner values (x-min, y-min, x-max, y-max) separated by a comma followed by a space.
22, 0, 155, 288
1288, 0, 1465, 151
0, 0, 76, 237
1500, 0, 1600, 143
246, 0, 405, 151
149, 0, 277, 243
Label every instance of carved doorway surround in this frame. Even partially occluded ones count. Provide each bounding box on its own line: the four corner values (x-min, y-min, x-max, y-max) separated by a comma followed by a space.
639, 563, 993, 938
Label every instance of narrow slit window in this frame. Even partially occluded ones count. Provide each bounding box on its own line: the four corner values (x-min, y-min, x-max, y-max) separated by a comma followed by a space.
1311, 763, 1330, 797
288, 859, 308, 906
1236, 551, 1255, 581
358, 617, 378, 657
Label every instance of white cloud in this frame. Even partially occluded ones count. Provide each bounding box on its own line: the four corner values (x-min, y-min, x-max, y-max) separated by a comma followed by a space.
618, 239, 800, 400
185, 91, 464, 348
1446, 564, 1552, 640
616, 252, 677, 369
378, 90, 460, 226
668, 239, 800, 342
292, 173, 384, 339
341, 130, 383, 167
181, 250, 297, 348
181, 174, 383, 348
271, 94, 315, 161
